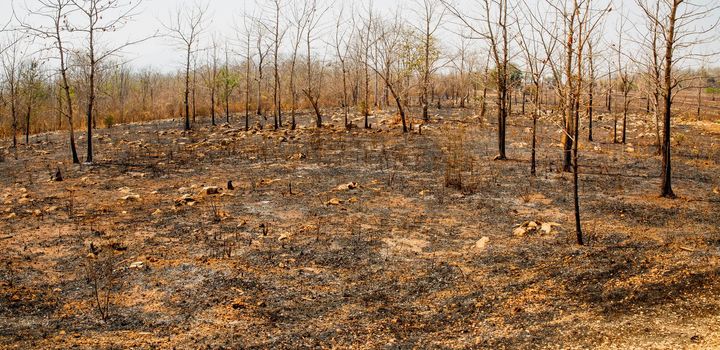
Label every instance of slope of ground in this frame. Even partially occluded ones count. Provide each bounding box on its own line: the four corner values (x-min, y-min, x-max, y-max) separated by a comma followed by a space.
0, 109, 719, 349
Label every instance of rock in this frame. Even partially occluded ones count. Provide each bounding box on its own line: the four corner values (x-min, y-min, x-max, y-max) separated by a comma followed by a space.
203, 186, 222, 195
513, 226, 527, 236
514, 221, 562, 236
475, 237, 490, 251
278, 232, 291, 241
152, 209, 162, 216
5, 213, 16, 219
336, 182, 358, 191
541, 222, 561, 235
325, 198, 343, 206
121, 194, 141, 201
175, 194, 196, 206
129, 261, 145, 269
227, 181, 234, 190
289, 152, 307, 160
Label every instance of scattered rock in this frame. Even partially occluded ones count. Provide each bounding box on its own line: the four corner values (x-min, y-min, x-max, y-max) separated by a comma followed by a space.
152, 209, 163, 216
129, 261, 145, 269
5, 213, 16, 219
514, 221, 561, 236
325, 198, 343, 206
336, 182, 358, 191
121, 194, 141, 201
175, 194, 196, 206
278, 232, 292, 241
289, 152, 306, 160
475, 236, 490, 251
203, 186, 222, 195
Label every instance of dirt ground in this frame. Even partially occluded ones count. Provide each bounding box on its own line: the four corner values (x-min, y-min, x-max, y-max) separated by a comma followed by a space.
1, 108, 719, 349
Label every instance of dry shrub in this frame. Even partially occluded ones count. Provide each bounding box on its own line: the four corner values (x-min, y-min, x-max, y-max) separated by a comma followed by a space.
441, 125, 478, 194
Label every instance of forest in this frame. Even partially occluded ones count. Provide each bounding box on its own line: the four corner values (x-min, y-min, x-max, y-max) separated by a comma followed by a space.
1, 0, 719, 348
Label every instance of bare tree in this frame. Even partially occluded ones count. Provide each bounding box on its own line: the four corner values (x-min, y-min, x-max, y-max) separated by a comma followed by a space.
21, 58, 44, 144
444, 0, 512, 160
414, 0, 445, 122
636, 0, 720, 198
331, 5, 355, 128
18, 0, 80, 163
220, 42, 238, 124
162, 1, 207, 131
302, 0, 328, 128
202, 36, 220, 126
517, 1, 555, 176
358, 3, 374, 129
254, 21, 270, 121
0, 33, 26, 152
368, 14, 419, 133
288, 1, 310, 130
69, 0, 147, 163
615, 12, 635, 144
260, 0, 286, 130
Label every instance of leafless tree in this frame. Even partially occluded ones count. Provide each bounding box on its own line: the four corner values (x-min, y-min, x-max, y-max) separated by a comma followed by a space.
614, 12, 635, 144
413, 0, 445, 122
1, 33, 26, 152
444, 0, 513, 160
17, 0, 80, 163
162, 1, 207, 131
302, 0, 328, 128
288, 1, 310, 130
368, 13, 418, 133
20, 58, 44, 144
261, 0, 286, 130
517, 1, 555, 176
69, 0, 148, 163
202, 36, 220, 126
331, 4, 354, 128
636, 0, 720, 198
253, 20, 270, 121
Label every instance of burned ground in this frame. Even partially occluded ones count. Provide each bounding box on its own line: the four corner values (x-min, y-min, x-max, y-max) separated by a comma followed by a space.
0, 109, 719, 349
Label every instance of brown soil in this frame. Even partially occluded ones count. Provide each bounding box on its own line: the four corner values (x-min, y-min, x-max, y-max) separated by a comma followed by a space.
1, 109, 719, 349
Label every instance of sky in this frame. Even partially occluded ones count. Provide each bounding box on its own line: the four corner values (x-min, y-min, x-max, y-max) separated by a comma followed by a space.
1, 0, 719, 73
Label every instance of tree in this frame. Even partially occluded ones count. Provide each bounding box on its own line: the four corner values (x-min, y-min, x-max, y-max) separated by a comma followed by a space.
259, 0, 286, 130
615, 12, 635, 144
541, 0, 610, 244
332, 4, 355, 128
202, 36, 220, 126
69, 0, 147, 163
444, 0, 512, 160
288, 1, 311, 130
414, 0, 445, 122
517, 2, 555, 176
21, 59, 44, 145
18, 0, 80, 163
636, 0, 720, 198
253, 20, 270, 121
302, 0, 328, 128
162, 1, 207, 131
1, 33, 25, 152
220, 43, 238, 124
368, 14, 418, 133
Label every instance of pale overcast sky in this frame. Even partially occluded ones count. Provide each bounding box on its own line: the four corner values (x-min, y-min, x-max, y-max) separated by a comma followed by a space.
2, 0, 718, 72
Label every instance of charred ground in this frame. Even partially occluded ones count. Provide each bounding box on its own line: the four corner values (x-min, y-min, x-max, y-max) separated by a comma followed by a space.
0, 109, 719, 349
